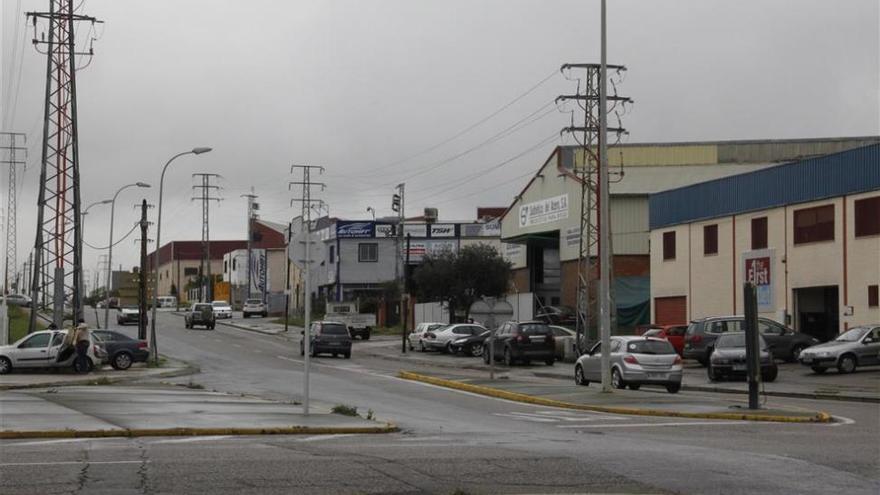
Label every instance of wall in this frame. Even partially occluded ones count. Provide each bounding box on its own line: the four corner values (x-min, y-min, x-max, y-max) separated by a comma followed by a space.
845, 192, 880, 327
650, 224, 691, 320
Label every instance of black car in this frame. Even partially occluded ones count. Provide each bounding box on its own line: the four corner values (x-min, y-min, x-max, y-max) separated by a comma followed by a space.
708, 332, 778, 382
300, 321, 352, 358
449, 330, 490, 357
91, 330, 150, 370
484, 321, 555, 366
683, 315, 818, 366
184, 303, 216, 330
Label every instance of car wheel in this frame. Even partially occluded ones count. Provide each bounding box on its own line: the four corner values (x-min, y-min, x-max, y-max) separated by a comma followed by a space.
545, 358, 554, 366
111, 352, 133, 371
811, 366, 827, 374
574, 364, 589, 386
419, 341, 426, 352
311, 346, 318, 358
209, 324, 215, 330
470, 344, 483, 358
483, 346, 491, 364
789, 344, 806, 363
243, 313, 249, 319
300, 344, 304, 356
762, 367, 778, 382
445, 343, 453, 354
611, 367, 626, 389
362, 331, 370, 341
837, 354, 857, 374
628, 384, 641, 391
0, 356, 11, 375
344, 351, 351, 359
666, 383, 681, 394
504, 347, 514, 366
707, 364, 720, 382
262, 312, 267, 318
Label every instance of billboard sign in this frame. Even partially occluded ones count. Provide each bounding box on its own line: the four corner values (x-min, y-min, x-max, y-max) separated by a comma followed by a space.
742, 249, 775, 312
429, 224, 456, 237
375, 224, 396, 237
518, 194, 569, 228
336, 221, 374, 238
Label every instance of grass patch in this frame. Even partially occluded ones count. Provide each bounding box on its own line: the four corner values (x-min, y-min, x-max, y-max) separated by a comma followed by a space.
271, 314, 325, 328
146, 357, 168, 368
7, 305, 44, 343
331, 404, 359, 417
89, 377, 113, 386
370, 325, 405, 336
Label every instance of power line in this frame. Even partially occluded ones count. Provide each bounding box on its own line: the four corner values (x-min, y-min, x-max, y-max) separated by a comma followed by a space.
83, 221, 139, 250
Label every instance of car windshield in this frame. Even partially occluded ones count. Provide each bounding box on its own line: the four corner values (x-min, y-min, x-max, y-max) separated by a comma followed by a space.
322, 324, 349, 335
246, 299, 262, 304
195, 304, 213, 311
643, 329, 662, 337
521, 323, 551, 335
716, 333, 768, 349
834, 327, 870, 342
625, 339, 675, 354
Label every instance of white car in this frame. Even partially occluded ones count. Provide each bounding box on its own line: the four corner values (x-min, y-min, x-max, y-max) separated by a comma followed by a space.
408, 322, 447, 351
211, 300, 233, 319
242, 298, 268, 318
0, 329, 99, 374
422, 323, 487, 352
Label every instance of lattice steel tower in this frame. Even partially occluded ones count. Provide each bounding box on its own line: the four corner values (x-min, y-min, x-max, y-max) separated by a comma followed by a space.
26, 2, 102, 330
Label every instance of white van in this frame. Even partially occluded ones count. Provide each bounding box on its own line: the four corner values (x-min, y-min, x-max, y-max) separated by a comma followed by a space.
157, 296, 178, 308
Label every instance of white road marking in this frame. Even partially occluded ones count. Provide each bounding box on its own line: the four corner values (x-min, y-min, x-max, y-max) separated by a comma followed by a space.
213, 339, 222, 343
558, 421, 750, 429
150, 435, 232, 444
493, 412, 557, 422
233, 344, 242, 348
3, 438, 117, 447
254, 349, 263, 354
829, 415, 857, 427
296, 434, 354, 442
0, 460, 145, 467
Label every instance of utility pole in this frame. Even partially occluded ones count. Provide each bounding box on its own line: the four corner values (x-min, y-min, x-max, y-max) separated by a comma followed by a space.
136, 200, 152, 340
192, 173, 222, 302
597, 0, 612, 393
392, 184, 405, 329
241, 188, 258, 302
26, 2, 103, 331
290, 164, 325, 416
402, 233, 411, 353
284, 221, 292, 333
0, 133, 26, 296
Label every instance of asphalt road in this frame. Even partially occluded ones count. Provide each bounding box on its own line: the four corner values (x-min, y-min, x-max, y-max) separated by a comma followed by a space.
1, 311, 878, 494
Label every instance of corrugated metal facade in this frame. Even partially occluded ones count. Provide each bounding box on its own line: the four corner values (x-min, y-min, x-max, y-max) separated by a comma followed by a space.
649, 144, 880, 229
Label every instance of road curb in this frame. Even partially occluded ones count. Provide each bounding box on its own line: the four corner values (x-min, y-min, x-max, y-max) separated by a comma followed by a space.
398, 371, 833, 423
0, 361, 200, 391
0, 423, 399, 440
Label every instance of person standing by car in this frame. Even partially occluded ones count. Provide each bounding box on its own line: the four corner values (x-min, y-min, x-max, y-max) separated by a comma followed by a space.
73, 323, 92, 373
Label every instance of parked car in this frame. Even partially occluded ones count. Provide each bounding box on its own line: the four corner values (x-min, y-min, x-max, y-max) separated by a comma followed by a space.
116, 305, 147, 326
92, 330, 150, 370
707, 332, 778, 382
242, 298, 268, 318
185, 303, 216, 329
300, 321, 352, 358
483, 321, 555, 366
408, 322, 447, 351
683, 315, 815, 366
575, 336, 682, 392
642, 324, 687, 356
4, 293, 32, 307
549, 325, 576, 360
0, 329, 99, 374
156, 296, 177, 308
424, 324, 487, 352
449, 330, 491, 357
535, 305, 578, 325
211, 300, 233, 319
798, 325, 880, 374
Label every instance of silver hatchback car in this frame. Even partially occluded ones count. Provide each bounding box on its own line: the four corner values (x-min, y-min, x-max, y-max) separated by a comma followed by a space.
574, 336, 683, 393
798, 325, 880, 374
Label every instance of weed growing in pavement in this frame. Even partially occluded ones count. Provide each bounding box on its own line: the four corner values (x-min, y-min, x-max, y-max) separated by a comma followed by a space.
331, 404, 359, 416
366, 409, 375, 420
89, 377, 113, 386
185, 381, 204, 389
146, 357, 168, 368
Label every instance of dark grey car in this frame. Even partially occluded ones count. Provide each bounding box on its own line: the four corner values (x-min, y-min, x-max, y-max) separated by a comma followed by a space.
300, 321, 352, 358
684, 316, 818, 366
707, 332, 778, 382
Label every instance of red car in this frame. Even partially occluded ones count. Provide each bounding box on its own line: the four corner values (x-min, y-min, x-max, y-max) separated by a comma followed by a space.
642, 324, 688, 356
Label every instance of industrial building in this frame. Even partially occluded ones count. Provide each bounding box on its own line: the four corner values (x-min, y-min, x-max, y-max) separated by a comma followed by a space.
649, 144, 880, 341
499, 137, 879, 329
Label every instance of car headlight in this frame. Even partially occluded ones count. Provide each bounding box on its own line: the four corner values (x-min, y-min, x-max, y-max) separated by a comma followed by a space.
815, 351, 831, 357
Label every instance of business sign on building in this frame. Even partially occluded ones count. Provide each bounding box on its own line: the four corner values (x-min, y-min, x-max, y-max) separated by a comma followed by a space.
518, 194, 569, 228
336, 221, 374, 238
461, 221, 501, 237
375, 224, 395, 237
429, 224, 456, 237
405, 240, 456, 263
742, 249, 775, 312
404, 224, 426, 238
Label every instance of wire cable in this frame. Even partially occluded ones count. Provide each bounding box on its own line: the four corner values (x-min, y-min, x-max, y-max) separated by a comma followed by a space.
83, 221, 139, 250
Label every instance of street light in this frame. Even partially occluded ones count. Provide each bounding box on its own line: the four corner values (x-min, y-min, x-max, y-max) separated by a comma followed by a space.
104, 182, 151, 328
149, 147, 212, 364
366, 206, 375, 221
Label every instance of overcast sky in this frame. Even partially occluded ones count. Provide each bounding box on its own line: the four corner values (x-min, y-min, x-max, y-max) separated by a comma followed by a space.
1, 0, 878, 283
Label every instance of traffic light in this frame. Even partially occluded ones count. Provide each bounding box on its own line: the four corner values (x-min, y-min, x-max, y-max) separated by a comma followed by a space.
391, 194, 401, 212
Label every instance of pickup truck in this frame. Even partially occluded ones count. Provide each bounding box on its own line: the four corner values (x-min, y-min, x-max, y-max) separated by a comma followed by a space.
325, 302, 376, 340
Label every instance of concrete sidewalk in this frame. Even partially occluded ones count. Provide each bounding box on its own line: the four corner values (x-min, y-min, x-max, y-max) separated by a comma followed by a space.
0, 385, 396, 439
0, 358, 196, 390
400, 370, 832, 423
361, 341, 880, 403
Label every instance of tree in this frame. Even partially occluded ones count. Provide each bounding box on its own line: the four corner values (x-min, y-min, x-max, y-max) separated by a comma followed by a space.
413, 244, 511, 323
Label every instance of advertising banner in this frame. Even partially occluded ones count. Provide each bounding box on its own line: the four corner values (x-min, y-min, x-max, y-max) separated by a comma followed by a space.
336, 221, 374, 238
742, 249, 775, 312
429, 224, 456, 237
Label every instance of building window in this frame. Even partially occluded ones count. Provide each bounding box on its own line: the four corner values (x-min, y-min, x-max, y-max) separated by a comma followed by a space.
329, 245, 335, 264
703, 224, 718, 255
751, 217, 768, 250
358, 243, 378, 262
184, 267, 198, 276
662, 231, 676, 260
854, 196, 880, 237
870, 285, 879, 308
794, 204, 835, 245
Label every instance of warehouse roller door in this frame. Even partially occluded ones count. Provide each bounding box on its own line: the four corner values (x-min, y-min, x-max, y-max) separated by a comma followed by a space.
654, 296, 687, 325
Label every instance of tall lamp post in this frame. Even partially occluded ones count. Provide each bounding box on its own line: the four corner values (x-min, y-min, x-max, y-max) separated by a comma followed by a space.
149, 147, 212, 364
104, 183, 151, 328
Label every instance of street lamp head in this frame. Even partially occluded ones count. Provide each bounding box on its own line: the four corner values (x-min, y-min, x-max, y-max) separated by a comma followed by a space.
135, 182, 151, 188
192, 147, 212, 155
100, 199, 113, 205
